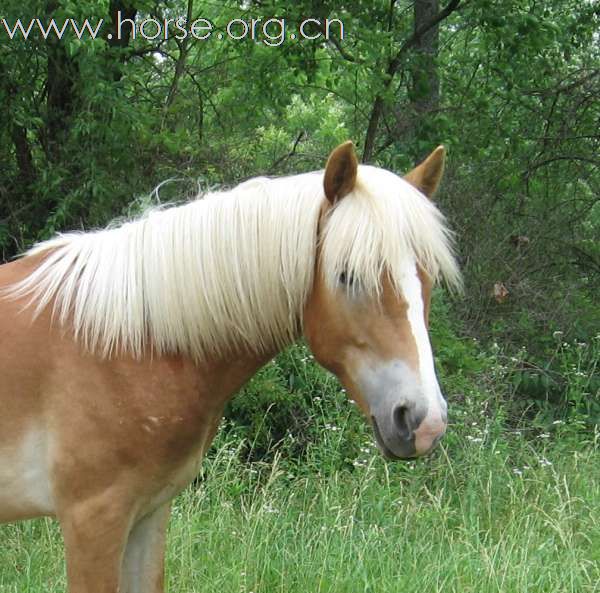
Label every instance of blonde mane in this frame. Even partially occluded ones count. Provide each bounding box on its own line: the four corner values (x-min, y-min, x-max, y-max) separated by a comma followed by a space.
9, 166, 460, 361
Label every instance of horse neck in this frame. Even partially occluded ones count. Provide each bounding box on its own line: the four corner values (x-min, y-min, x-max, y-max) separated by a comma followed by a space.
192, 346, 282, 407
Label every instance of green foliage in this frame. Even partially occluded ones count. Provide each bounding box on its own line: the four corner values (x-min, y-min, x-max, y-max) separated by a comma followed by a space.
504, 335, 600, 424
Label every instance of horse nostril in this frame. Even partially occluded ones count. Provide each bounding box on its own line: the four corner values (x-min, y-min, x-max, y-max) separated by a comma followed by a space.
393, 405, 413, 440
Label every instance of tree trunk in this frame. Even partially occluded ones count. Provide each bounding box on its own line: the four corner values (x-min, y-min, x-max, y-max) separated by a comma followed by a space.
0, 61, 37, 186
409, 0, 440, 160
106, 0, 137, 50
10, 124, 35, 186
45, 0, 77, 165
362, 0, 459, 163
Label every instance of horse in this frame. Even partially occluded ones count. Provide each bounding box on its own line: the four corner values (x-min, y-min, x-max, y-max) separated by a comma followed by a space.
0, 141, 460, 593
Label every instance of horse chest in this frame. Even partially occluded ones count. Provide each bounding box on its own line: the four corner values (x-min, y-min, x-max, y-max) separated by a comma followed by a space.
131, 409, 219, 514
146, 444, 207, 511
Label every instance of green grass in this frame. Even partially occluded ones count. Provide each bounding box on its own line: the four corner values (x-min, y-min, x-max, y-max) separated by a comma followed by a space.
2, 425, 600, 593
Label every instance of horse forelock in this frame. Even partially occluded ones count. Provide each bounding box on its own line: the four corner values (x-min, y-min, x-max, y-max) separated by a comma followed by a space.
321, 165, 461, 298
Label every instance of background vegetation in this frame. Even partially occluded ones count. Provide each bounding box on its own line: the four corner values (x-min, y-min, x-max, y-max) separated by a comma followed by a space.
0, 0, 598, 591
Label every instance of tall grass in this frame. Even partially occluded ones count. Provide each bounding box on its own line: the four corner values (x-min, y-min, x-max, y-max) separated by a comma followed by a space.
165, 430, 600, 593
1, 417, 599, 592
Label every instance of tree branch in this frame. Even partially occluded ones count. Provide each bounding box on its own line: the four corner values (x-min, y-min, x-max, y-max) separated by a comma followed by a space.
390, 0, 461, 74
164, 0, 194, 110
528, 155, 600, 174
268, 131, 306, 172
362, 0, 463, 161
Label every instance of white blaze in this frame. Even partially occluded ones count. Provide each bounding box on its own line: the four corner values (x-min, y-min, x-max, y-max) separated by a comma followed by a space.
399, 259, 447, 421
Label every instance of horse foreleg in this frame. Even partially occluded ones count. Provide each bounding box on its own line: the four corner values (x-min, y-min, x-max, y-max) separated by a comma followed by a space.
59, 494, 135, 593
120, 503, 171, 593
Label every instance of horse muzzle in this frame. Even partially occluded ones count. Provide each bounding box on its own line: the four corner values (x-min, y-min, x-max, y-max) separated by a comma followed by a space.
371, 402, 447, 460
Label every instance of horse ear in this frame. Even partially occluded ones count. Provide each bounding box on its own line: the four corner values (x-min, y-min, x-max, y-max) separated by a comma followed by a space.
324, 141, 358, 204
404, 145, 446, 199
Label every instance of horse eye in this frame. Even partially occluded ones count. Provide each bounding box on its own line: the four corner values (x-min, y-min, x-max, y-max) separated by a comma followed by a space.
339, 271, 354, 286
